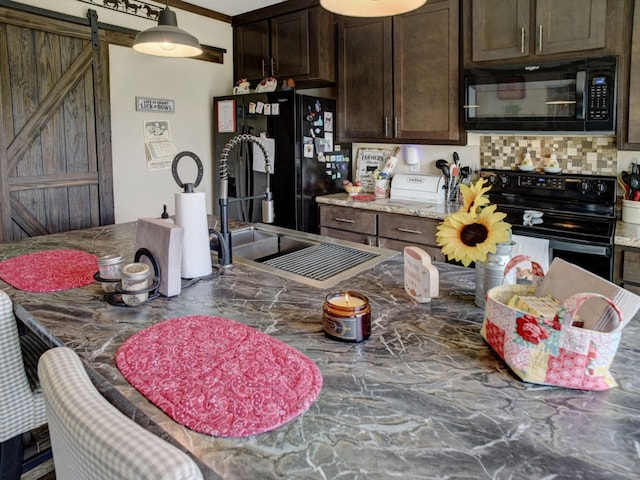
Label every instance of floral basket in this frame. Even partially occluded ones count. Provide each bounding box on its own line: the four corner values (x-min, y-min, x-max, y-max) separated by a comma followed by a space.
481, 256, 626, 391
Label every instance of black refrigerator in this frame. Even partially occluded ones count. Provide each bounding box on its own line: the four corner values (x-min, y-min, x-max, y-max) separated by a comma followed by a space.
213, 90, 350, 234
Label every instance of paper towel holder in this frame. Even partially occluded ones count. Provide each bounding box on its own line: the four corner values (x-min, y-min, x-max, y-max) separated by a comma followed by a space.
172, 151, 204, 192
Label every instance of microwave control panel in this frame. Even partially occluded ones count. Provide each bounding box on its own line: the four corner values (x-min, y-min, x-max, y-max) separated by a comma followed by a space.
587, 73, 611, 121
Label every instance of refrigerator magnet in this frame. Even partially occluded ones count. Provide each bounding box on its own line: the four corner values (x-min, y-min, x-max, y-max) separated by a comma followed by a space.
304, 144, 314, 158
324, 133, 334, 152
324, 112, 333, 132
217, 100, 236, 133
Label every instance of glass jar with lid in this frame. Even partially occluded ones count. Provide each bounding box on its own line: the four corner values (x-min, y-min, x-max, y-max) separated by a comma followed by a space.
97, 254, 124, 292
120, 262, 151, 306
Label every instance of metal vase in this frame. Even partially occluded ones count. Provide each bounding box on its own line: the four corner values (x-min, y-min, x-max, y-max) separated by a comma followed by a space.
474, 241, 517, 308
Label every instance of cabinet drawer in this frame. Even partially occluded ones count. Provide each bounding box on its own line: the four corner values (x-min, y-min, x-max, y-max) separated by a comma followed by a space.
378, 213, 439, 245
319, 206, 377, 235
320, 227, 375, 246
623, 250, 640, 284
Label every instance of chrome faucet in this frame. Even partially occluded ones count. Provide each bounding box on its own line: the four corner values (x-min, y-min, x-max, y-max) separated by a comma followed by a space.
210, 134, 274, 267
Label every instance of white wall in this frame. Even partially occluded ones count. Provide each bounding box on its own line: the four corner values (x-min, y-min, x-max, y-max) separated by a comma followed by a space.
11, 0, 234, 223
352, 142, 480, 182
109, 45, 231, 222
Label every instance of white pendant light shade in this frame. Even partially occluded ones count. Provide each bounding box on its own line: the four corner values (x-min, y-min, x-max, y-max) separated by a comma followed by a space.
320, 0, 427, 17
133, 6, 202, 58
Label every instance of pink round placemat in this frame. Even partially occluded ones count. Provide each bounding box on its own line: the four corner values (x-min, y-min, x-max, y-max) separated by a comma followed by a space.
0, 249, 98, 292
116, 315, 323, 437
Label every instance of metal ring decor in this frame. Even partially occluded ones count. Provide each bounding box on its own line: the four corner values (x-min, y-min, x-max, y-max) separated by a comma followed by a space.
172, 151, 204, 191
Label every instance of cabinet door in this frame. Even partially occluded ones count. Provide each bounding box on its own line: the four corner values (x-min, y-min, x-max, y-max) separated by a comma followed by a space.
535, 0, 607, 55
394, 0, 461, 142
337, 17, 393, 140
271, 10, 310, 79
234, 20, 270, 82
629, 0, 640, 145
471, 0, 531, 62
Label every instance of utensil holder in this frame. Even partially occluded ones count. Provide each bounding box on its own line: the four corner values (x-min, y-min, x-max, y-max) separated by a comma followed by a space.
622, 199, 640, 224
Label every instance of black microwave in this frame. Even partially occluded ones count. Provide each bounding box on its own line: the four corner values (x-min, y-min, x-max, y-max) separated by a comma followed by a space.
463, 56, 617, 133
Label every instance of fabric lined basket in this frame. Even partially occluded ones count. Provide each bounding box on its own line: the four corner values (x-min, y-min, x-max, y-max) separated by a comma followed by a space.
481, 255, 626, 391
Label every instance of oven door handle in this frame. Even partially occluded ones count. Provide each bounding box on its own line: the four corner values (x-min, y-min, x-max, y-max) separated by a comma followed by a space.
576, 70, 586, 120
548, 240, 609, 256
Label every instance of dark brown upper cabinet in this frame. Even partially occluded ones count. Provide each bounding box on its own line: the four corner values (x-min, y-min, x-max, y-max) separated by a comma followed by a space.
233, 4, 335, 87
464, 0, 620, 66
620, 0, 640, 149
337, 0, 462, 144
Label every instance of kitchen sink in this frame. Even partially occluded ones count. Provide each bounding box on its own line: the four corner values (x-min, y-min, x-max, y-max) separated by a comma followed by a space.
229, 224, 398, 288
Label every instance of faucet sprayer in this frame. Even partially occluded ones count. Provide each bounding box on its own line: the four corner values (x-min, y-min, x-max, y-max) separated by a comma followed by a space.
211, 134, 274, 268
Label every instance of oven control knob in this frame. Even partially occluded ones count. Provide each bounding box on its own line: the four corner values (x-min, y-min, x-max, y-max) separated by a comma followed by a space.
497, 174, 510, 187
485, 174, 498, 185
592, 180, 608, 194
577, 179, 591, 193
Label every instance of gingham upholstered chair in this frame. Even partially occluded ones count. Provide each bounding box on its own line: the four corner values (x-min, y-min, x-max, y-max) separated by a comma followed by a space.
38, 346, 204, 480
0, 289, 50, 480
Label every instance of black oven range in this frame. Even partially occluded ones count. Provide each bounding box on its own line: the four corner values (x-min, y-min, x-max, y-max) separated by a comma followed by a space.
480, 169, 617, 281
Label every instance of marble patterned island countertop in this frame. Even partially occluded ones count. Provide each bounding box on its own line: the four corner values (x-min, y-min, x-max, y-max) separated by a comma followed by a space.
318, 193, 640, 247
2, 221, 640, 479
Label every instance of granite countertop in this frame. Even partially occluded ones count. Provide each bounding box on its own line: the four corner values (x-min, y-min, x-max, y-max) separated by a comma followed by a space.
2, 222, 639, 479
317, 193, 640, 247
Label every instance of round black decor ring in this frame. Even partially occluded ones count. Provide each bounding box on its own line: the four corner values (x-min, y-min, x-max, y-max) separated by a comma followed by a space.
172, 151, 204, 191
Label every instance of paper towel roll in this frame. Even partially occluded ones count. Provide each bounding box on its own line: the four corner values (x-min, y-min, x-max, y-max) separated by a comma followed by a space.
174, 191, 213, 279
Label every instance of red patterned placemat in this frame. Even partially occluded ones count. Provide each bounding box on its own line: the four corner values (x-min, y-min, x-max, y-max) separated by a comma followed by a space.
0, 249, 98, 292
116, 315, 323, 437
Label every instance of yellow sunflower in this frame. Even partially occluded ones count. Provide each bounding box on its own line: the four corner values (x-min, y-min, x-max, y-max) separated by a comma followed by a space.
459, 177, 491, 216
436, 203, 511, 267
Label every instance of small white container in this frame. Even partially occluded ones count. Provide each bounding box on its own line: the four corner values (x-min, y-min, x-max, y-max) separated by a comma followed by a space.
622, 199, 640, 224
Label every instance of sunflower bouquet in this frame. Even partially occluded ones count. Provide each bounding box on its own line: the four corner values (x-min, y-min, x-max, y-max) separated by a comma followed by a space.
436, 178, 512, 267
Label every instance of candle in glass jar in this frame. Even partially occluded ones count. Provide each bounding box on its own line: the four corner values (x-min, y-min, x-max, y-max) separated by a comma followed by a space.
327, 292, 366, 308
323, 291, 371, 342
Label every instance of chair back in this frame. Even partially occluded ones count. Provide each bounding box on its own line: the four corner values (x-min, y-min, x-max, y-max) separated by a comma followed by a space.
0, 289, 44, 442
38, 347, 204, 480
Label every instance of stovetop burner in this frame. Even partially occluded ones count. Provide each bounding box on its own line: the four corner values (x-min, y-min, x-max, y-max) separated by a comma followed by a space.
480, 169, 617, 245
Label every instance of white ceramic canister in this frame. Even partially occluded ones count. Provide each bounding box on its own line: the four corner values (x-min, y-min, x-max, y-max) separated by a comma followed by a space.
622, 199, 640, 224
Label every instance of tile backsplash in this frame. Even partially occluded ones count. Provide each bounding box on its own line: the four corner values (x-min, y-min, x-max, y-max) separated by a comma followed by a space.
479, 135, 617, 175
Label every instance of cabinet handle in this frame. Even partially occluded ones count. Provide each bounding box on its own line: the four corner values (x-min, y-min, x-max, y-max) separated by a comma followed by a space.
335, 217, 356, 224
521, 27, 525, 53
270, 58, 275, 77
384, 117, 389, 137
538, 25, 543, 52
397, 227, 422, 235
394, 117, 398, 138
261, 59, 266, 78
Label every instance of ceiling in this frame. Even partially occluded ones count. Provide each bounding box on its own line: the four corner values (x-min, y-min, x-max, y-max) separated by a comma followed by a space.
183, 0, 289, 17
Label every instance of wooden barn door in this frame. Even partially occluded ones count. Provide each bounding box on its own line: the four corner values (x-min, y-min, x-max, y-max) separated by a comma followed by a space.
0, 7, 114, 242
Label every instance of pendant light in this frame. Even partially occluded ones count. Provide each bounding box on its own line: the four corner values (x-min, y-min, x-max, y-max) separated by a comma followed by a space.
320, 0, 427, 17
133, 0, 202, 58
